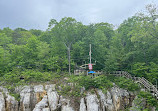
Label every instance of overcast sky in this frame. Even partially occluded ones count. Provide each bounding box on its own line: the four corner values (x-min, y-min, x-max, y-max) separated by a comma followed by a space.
0, 0, 158, 30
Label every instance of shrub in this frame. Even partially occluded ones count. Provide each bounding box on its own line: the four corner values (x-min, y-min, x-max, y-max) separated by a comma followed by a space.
68, 75, 113, 91
107, 75, 140, 92
138, 91, 158, 109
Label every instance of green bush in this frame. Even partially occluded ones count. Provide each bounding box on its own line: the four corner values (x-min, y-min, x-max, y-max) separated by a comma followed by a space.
138, 91, 158, 109
68, 75, 113, 91
56, 83, 82, 97
10, 93, 20, 101
107, 75, 140, 92
1, 69, 56, 85
94, 75, 113, 89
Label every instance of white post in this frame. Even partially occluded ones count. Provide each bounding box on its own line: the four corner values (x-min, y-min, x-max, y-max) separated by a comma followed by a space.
89, 44, 92, 64
68, 47, 71, 74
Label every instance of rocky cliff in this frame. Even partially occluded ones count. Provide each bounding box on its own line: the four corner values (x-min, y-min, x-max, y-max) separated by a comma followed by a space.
0, 84, 141, 111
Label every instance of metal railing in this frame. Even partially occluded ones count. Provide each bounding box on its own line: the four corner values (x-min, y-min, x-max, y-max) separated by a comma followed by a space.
109, 71, 158, 99
74, 70, 158, 99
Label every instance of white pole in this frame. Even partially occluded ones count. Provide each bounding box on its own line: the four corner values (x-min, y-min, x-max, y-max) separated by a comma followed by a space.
89, 44, 91, 64
68, 47, 71, 75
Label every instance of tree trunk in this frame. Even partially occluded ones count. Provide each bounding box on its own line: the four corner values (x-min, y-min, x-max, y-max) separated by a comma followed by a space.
64, 43, 72, 75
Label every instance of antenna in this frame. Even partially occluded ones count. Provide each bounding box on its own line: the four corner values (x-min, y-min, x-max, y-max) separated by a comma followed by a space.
79, 44, 95, 69
89, 44, 92, 64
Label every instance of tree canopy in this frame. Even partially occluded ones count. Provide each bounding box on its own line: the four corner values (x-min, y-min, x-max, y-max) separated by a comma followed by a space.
0, 4, 158, 85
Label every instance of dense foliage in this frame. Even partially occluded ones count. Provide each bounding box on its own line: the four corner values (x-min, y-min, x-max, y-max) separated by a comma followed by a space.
0, 4, 157, 85
138, 91, 158, 109
68, 75, 113, 91
0, 4, 157, 110
107, 75, 140, 91
130, 91, 158, 110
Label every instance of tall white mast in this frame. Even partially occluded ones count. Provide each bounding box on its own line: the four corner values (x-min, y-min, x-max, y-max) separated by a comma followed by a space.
89, 44, 91, 64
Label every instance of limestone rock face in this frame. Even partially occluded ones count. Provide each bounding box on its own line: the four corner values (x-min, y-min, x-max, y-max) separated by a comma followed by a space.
45, 84, 59, 111
45, 84, 56, 91
19, 86, 31, 111
105, 91, 115, 111
110, 87, 130, 110
60, 96, 74, 111
48, 91, 59, 111
111, 87, 122, 110
61, 105, 74, 111
86, 93, 99, 111
34, 85, 46, 103
33, 95, 49, 111
6, 94, 19, 111
0, 87, 18, 111
0, 92, 5, 111
98, 90, 113, 111
79, 98, 86, 111
0, 84, 154, 111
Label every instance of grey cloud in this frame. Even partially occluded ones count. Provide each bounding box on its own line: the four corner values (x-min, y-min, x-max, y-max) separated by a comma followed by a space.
0, 0, 158, 30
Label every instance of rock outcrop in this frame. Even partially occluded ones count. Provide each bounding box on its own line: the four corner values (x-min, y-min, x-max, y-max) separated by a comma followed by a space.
19, 86, 31, 111
0, 84, 155, 111
110, 87, 130, 110
0, 92, 5, 111
46, 84, 59, 111
86, 93, 100, 111
33, 95, 49, 111
79, 98, 86, 111
6, 94, 19, 111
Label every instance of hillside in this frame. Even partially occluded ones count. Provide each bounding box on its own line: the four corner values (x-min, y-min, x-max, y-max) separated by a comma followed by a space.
0, 4, 158, 111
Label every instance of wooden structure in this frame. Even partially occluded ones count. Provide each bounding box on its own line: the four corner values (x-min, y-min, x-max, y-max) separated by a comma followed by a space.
74, 69, 86, 75
80, 70, 158, 99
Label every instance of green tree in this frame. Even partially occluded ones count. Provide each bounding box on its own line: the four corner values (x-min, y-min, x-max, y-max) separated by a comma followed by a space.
0, 46, 10, 73
49, 17, 81, 74
0, 33, 11, 48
